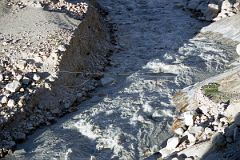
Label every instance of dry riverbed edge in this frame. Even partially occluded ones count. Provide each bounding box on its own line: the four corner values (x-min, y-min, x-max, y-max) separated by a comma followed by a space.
0, 0, 114, 157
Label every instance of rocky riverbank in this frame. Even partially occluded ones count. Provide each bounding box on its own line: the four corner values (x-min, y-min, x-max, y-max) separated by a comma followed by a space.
158, 14, 240, 159
0, 0, 113, 157
183, 0, 240, 21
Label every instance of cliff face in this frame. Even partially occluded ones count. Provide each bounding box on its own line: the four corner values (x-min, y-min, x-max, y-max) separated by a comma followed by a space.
184, 0, 240, 21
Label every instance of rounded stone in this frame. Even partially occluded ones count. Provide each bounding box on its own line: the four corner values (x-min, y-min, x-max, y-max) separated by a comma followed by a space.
7, 99, 15, 107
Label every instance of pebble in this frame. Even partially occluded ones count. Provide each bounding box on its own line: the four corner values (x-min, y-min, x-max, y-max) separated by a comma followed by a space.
236, 44, 240, 56
33, 74, 41, 81
7, 99, 15, 108
16, 75, 23, 81
5, 80, 21, 93
204, 127, 213, 136
57, 45, 66, 52
1, 96, 8, 104
2, 42, 8, 46
166, 136, 179, 150
188, 126, 204, 137
22, 77, 30, 85
16, 60, 27, 70
174, 127, 184, 135
0, 74, 3, 81
159, 147, 173, 158
187, 133, 196, 145
183, 111, 194, 126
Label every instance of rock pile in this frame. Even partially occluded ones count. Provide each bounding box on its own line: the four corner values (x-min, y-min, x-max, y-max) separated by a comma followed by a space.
184, 0, 240, 21
159, 88, 240, 159
40, 0, 88, 19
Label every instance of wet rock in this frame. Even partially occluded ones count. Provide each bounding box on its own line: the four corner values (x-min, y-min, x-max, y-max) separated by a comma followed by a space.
5, 80, 21, 92
100, 77, 115, 86
166, 137, 180, 150
205, 4, 219, 21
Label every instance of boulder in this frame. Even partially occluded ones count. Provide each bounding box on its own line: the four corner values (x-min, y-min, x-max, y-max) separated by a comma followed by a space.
166, 137, 180, 150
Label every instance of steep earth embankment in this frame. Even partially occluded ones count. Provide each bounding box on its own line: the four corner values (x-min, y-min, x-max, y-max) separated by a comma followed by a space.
0, 0, 112, 157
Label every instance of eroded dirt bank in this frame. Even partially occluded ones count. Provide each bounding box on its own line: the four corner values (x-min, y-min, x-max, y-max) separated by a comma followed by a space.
0, 0, 112, 157
4, 0, 240, 160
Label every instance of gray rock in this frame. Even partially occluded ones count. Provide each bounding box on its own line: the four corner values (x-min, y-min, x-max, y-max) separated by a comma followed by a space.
188, 126, 204, 137
236, 44, 240, 56
187, 133, 196, 145
166, 136, 180, 150
33, 74, 41, 81
16, 75, 23, 81
101, 77, 115, 86
204, 3, 220, 21
16, 60, 27, 70
183, 111, 194, 126
22, 76, 30, 85
174, 127, 184, 135
159, 147, 173, 158
57, 45, 66, 52
5, 80, 21, 92
1, 96, 8, 104
0, 74, 3, 81
7, 99, 15, 107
